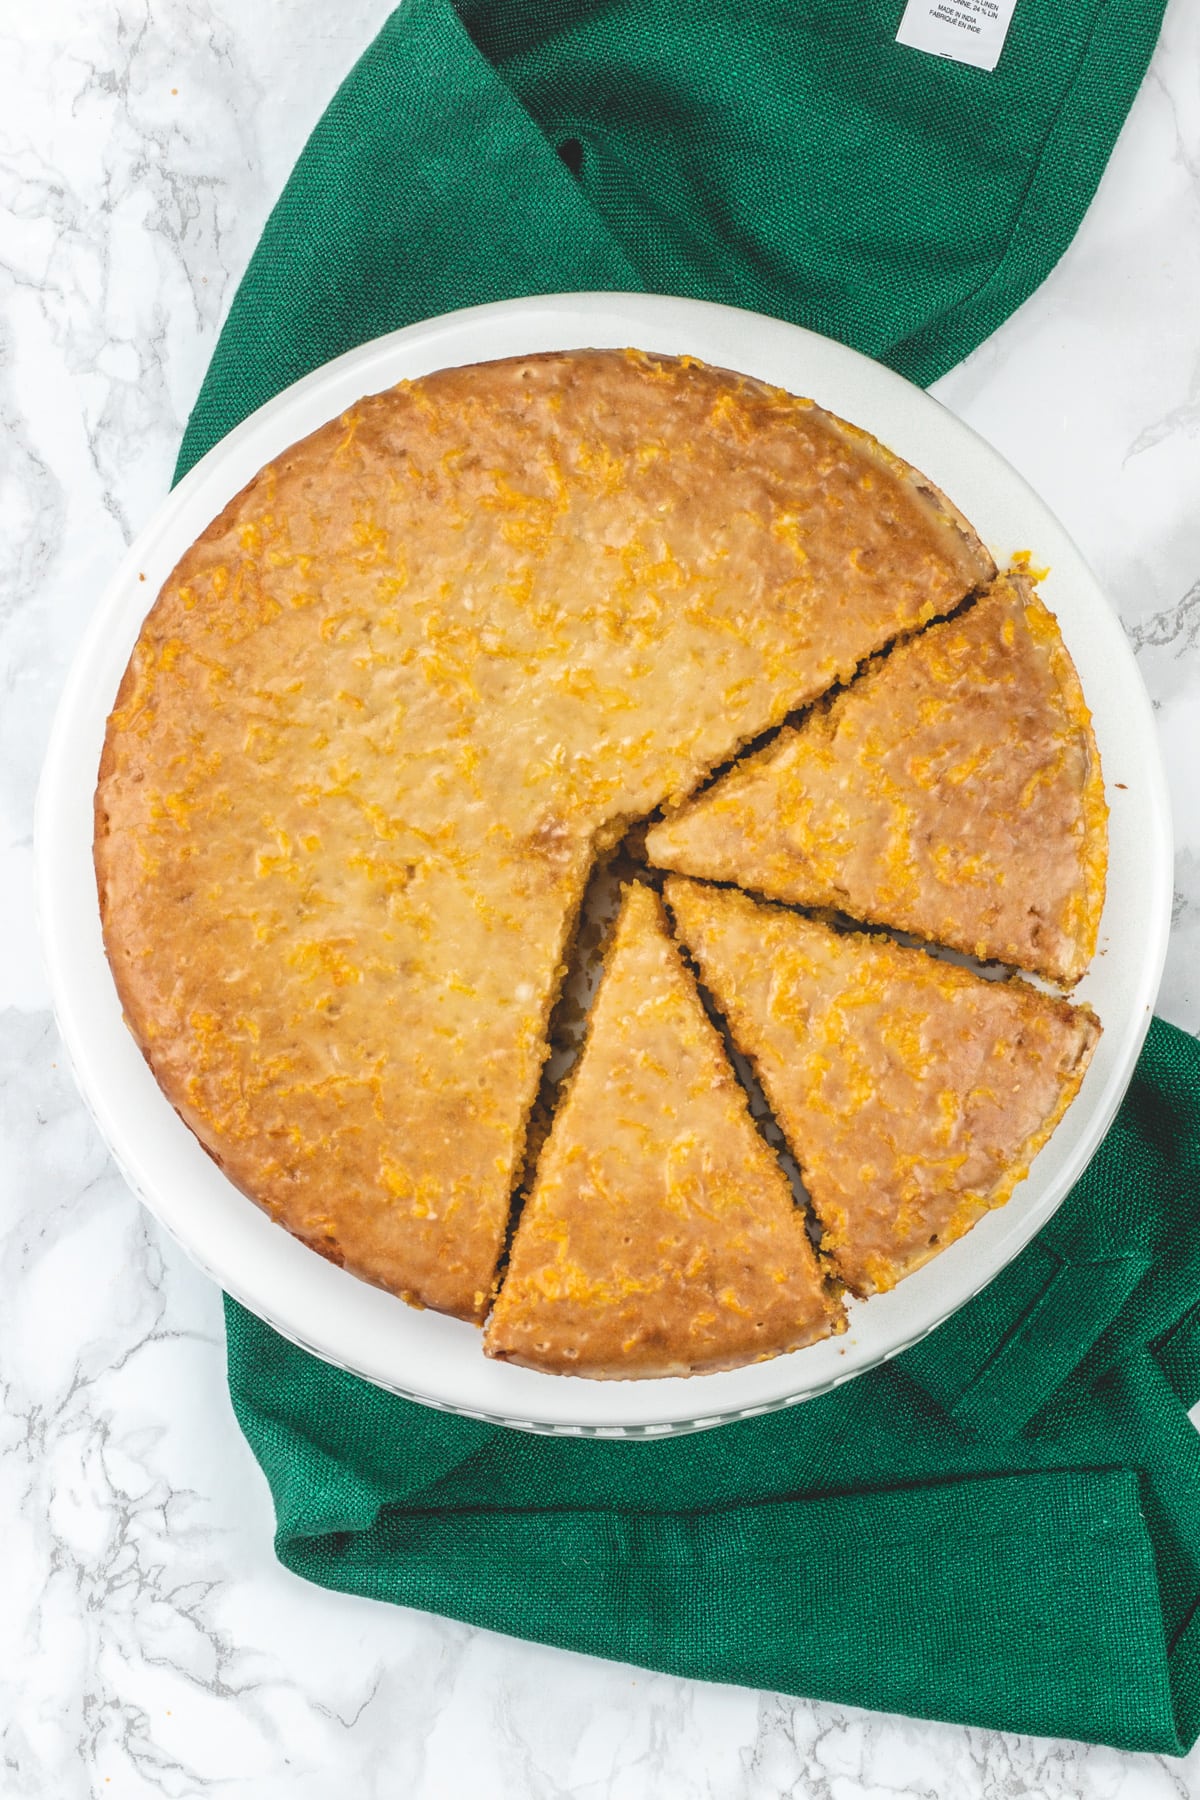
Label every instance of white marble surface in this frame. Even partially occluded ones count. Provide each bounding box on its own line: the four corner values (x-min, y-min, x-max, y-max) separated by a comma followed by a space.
3, 0, 1200, 1792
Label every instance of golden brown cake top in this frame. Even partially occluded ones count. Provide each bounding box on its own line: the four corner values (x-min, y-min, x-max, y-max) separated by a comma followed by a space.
484, 883, 841, 1377
95, 348, 992, 1321
666, 877, 1101, 1297
647, 575, 1107, 986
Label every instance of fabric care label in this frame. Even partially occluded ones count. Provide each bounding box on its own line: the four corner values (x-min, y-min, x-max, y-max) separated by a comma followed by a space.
895, 0, 1018, 71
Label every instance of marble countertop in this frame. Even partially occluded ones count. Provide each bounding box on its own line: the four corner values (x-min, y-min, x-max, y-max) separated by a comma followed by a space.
4, 1, 1200, 1793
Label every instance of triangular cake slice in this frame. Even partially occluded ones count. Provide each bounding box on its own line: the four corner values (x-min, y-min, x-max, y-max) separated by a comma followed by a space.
647, 576, 1107, 986
484, 883, 842, 1376
666, 877, 1101, 1297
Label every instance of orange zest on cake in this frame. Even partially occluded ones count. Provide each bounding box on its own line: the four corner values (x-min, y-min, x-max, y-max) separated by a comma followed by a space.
646, 575, 1107, 987
94, 349, 993, 1324
484, 882, 842, 1375
666, 877, 1101, 1297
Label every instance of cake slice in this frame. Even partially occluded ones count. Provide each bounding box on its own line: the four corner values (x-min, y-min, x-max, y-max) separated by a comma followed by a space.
666, 877, 1101, 1297
647, 576, 1107, 986
484, 883, 842, 1376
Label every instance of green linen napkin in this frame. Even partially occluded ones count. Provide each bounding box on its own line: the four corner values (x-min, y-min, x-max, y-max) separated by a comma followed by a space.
171, 0, 1200, 1752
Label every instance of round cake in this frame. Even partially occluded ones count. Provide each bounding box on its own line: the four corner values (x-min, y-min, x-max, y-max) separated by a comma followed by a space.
94, 348, 1106, 1376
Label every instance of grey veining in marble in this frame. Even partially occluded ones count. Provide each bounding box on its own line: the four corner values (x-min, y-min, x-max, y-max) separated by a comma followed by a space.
3, 1, 1199, 1793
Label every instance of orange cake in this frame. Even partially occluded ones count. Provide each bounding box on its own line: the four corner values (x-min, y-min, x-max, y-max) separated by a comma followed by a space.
666, 877, 1101, 1297
95, 348, 994, 1324
484, 883, 841, 1375
647, 575, 1107, 986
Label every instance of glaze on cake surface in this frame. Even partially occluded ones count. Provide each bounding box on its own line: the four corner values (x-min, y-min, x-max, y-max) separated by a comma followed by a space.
95, 349, 993, 1322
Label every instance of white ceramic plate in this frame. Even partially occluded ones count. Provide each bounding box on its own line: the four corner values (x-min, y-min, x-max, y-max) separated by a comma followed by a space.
37, 293, 1172, 1436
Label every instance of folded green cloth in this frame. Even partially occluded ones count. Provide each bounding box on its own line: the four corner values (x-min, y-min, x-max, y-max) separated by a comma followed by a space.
173, 0, 1200, 1752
